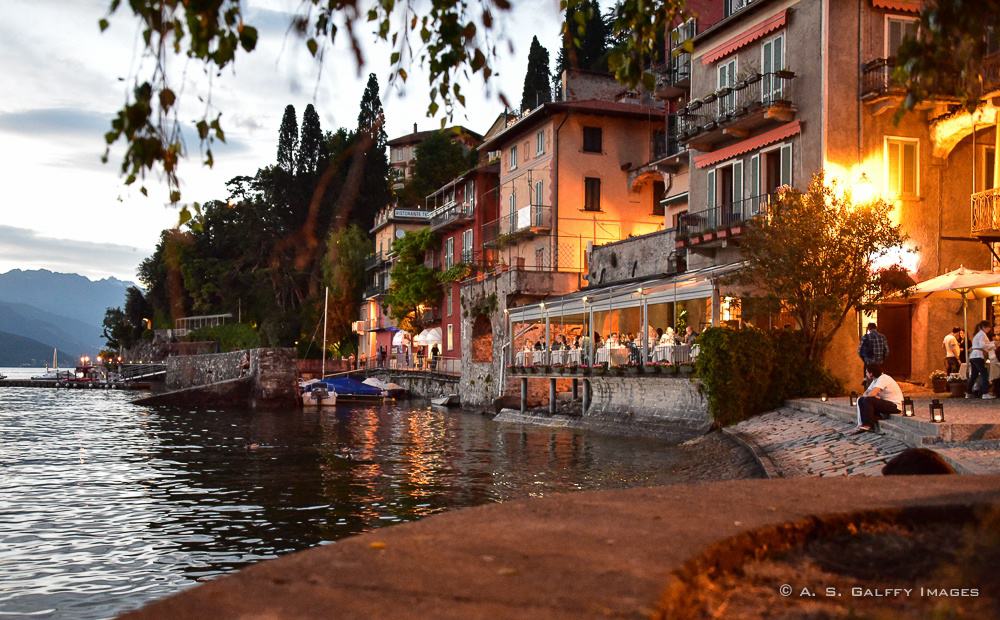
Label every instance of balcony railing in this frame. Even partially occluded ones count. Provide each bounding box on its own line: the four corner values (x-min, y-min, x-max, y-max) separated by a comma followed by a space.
429, 201, 474, 231
675, 71, 796, 147
678, 193, 776, 240
860, 58, 905, 100
482, 205, 553, 247
971, 187, 1000, 237
364, 253, 387, 271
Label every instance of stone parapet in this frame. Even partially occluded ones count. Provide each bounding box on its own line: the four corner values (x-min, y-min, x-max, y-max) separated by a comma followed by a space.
155, 348, 296, 408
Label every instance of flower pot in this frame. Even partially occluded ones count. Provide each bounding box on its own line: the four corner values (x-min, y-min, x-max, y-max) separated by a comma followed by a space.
948, 381, 966, 398
661, 365, 678, 376
931, 378, 948, 393
678, 364, 695, 376
624, 366, 641, 375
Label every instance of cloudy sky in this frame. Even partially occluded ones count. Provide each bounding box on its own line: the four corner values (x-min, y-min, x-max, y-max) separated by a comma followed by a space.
0, 0, 566, 282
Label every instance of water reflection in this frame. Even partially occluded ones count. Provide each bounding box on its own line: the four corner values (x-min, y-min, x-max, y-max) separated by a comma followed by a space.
1, 388, 692, 620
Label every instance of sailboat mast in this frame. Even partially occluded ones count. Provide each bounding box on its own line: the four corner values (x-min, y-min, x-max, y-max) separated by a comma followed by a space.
321, 286, 329, 378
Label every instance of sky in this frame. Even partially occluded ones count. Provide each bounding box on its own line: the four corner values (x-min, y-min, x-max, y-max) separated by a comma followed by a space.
0, 0, 566, 282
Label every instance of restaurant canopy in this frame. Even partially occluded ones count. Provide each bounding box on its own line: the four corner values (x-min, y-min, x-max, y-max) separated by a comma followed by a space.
506, 261, 745, 324
413, 327, 442, 345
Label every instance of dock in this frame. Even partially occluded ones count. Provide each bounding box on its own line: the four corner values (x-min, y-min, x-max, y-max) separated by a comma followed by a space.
0, 379, 153, 390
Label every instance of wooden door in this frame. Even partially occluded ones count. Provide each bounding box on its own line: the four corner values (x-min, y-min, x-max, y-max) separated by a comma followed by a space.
877, 304, 912, 379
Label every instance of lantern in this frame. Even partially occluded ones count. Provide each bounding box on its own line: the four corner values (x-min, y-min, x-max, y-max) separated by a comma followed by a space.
929, 399, 945, 423
820, 393, 828, 402
902, 397, 914, 417
849, 391, 858, 407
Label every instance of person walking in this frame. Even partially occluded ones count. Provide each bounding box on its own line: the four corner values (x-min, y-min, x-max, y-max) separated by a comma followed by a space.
967, 320, 996, 399
943, 327, 961, 374
858, 322, 889, 385
854, 363, 903, 433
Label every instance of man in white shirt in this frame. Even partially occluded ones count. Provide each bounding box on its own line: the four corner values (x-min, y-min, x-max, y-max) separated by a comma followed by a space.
854, 363, 904, 433
943, 327, 961, 374
967, 320, 996, 399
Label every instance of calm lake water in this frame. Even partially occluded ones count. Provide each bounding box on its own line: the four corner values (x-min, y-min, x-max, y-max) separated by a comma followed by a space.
0, 368, 696, 619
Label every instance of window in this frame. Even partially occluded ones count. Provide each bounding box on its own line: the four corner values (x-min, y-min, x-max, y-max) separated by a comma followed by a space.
507, 191, 516, 233
535, 247, 546, 270
749, 143, 792, 209
444, 237, 455, 269
761, 32, 785, 102
653, 180, 666, 216
584, 177, 601, 211
462, 228, 473, 263
534, 180, 544, 206
447, 324, 454, 350
886, 16, 918, 58
583, 127, 602, 153
717, 58, 738, 115
672, 209, 688, 230
980, 146, 996, 192
465, 180, 475, 209
707, 159, 744, 227
446, 287, 453, 317
536, 130, 545, 155
510, 145, 518, 170
885, 137, 919, 198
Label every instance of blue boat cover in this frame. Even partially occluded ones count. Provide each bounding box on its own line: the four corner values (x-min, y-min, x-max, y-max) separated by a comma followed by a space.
319, 376, 383, 396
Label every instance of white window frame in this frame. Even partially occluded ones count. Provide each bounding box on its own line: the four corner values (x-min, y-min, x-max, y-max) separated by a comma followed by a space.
979, 145, 996, 192
717, 57, 738, 116
534, 180, 544, 206
761, 32, 785, 101
444, 237, 455, 269
462, 228, 473, 263
510, 145, 518, 170
884, 136, 920, 199
884, 15, 919, 58
750, 141, 792, 213
465, 180, 475, 209
447, 323, 454, 350
536, 130, 545, 155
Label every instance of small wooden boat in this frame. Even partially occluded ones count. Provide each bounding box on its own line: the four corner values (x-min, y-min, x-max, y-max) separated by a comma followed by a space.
301, 382, 337, 407
430, 393, 460, 407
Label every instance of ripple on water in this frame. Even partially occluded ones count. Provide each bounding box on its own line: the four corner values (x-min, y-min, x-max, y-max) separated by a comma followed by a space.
0, 384, 693, 620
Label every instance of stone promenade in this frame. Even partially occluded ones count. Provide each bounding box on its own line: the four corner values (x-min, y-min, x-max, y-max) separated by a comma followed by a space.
727, 399, 1000, 477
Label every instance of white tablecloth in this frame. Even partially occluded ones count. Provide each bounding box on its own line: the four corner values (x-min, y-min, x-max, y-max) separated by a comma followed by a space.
596, 347, 630, 366
550, 349, 582, 366
958, 361, 1000, 381
653, 344, 691, 364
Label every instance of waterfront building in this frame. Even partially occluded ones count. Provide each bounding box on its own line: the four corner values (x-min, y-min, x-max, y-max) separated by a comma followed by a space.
505, 0, 1000, 390
388, 124, 483, 192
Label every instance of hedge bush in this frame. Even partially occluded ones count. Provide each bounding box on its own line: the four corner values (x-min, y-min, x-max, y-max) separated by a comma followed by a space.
695, 327, 841, 427
188, 323, 261, 352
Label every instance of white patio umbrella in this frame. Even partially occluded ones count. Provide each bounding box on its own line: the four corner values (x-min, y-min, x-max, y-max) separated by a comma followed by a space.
391, 330, 411, 347
905, 266, 1000, 344
413, 327, 442, 345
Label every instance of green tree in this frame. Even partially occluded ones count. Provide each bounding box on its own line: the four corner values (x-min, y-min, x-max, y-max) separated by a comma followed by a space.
297, 104, 322, 176
398, 130, 470, 207
277, 105, 298, 173
383, 229, 441, 334
123, 286, 153, 344
355, 73, 391, 231
735, 173, 907, 362
101, 307, 127, 350
896, 0, 1000, 115
521, 36, 552, 111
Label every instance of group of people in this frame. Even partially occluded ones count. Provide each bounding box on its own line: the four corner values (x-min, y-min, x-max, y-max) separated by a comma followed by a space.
521, 326, 699, 366
943, 322, 998, 398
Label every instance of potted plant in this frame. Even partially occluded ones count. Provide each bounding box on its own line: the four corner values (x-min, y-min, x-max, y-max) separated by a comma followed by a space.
624, 363, 642, 376
929, 370, 948, 393
947, 373, 966, 398
678, 363, 695, 376
661, 363, 678, 376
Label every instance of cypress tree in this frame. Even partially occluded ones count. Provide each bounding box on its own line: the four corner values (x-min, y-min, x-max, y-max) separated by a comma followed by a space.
276, 104, 298, 173
296, 104, 322, 176
355, 73, 391, 230
520, 36, 552, 111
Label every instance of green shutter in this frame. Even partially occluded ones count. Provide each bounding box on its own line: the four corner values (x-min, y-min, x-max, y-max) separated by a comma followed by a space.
780, 144, 793, 186
750, 154, 760, 212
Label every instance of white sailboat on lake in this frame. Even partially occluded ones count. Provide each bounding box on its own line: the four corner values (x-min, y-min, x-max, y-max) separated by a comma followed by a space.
31, 348, 71, 380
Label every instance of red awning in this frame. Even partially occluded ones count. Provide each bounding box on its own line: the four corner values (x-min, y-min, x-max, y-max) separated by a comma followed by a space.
871, 0, 921, 13
702, 10, 788, 65
694, 120, 802, 168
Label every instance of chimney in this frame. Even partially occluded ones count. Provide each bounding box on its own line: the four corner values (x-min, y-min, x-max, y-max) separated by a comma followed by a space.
413, 122, 417, 134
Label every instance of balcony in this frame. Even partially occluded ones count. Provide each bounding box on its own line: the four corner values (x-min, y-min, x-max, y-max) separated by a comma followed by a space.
675, 71, 797, 152
676, 193, 775, 251
364, 276, 389, 299
860, 58, 905, 101
429, 201, 474, 232
364, 253, 387, 271
972, 188, 1000, 240
482, 205, 553, 248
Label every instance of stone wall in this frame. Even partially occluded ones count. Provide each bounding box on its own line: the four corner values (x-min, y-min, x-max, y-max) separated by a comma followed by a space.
162, 348, 297, 407
585, 229, 678, 286
366, 370, 459, 400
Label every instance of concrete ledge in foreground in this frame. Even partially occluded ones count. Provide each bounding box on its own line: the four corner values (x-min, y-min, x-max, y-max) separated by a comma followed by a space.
118, 476, 1000, 620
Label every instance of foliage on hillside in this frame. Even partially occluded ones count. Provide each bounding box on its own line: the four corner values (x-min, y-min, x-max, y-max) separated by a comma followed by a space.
383, 229, 441, 334
187, 324, 261, 352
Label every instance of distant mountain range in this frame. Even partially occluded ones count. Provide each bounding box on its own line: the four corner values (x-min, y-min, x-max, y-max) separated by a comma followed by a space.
0, 330, 67, 367
0, 269, 137, 365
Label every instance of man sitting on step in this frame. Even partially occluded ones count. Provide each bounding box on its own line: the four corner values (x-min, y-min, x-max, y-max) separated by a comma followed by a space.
854, 363, 903, 434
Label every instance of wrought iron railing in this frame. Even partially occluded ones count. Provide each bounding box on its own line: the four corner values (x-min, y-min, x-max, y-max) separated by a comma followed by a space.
482, 205, 553, 246
860, 58, 904, 99
429, 201, 474, 230
679, 193, 776, 238
972, 187, 1000, 234
676, 72, 795, 142
364, 253, 387, 270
